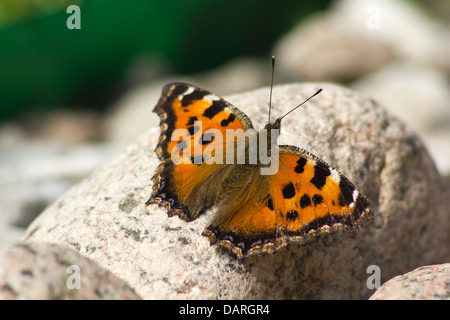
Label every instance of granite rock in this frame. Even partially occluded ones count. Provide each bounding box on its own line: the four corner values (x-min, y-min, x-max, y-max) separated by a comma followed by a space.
23, 83, 450, 299
369, 264, 450, 300
0, 241, 141, 299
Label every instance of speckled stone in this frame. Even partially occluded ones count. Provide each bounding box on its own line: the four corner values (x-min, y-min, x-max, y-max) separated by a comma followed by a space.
370, 264, 450, 300
0, 241, 141, 299
23, 83, 450, 299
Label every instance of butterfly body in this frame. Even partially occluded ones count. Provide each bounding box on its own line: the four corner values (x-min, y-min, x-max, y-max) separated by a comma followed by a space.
147, 82, 372, 259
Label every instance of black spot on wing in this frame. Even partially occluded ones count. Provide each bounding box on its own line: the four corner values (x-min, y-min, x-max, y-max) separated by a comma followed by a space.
203, 100, 225, 119
181, 90, 207, 107
220, 113, 235, 127
169, 84, 189, 100
188, 125, 200, 136
267, 197, 274, 211
286, 210, 299, 221
300, 194, 311, 208
282, 182, 295, 199
338, 177, 355, 206
312, 194, 324, 206
199, 132, 215, 145
310, 162, 331, 190
192, 154, 204, 165
186, 116, 198, 126
295, 157, 307, 173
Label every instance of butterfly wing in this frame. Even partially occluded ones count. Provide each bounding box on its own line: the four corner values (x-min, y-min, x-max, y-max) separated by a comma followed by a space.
203, 145, 372, 259
147, 82, 255, 221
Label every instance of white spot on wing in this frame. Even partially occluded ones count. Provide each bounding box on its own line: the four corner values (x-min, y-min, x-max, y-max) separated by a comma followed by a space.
330, 168, 341, 184
178, 86, 195, 100
349, 189, 359, 209
352, 189, 359, 202
204, 94, 221, 104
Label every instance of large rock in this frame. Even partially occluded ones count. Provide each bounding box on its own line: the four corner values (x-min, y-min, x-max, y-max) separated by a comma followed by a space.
0, 241, 141, 299
23, 83, 449, 299
370, 264, 450, 300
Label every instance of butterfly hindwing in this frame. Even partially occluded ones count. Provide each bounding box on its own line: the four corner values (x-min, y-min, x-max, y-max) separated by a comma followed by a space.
203, 146, 372, 259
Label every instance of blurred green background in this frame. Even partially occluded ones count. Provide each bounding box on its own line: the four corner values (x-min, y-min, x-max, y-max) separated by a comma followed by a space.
0, 0, 332, 122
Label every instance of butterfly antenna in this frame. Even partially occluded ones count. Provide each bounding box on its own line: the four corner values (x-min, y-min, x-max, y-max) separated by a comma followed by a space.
268, 56, 275, 125
277, 88, 323, 123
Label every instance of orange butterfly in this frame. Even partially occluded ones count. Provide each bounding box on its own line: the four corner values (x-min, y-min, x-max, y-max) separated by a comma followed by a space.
146, 82, 372, 260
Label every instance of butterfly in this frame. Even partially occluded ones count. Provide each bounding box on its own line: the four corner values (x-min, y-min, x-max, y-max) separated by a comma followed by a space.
146, 82, 372, 260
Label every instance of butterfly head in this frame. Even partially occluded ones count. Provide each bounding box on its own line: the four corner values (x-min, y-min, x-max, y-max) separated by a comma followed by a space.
264, 117, 282, 131
265, 88, 323, 133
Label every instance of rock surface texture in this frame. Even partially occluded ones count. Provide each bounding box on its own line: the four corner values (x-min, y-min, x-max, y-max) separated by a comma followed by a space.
370, 264, 450, 300
21, 83, 449, 299
0, 241, 141, 299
